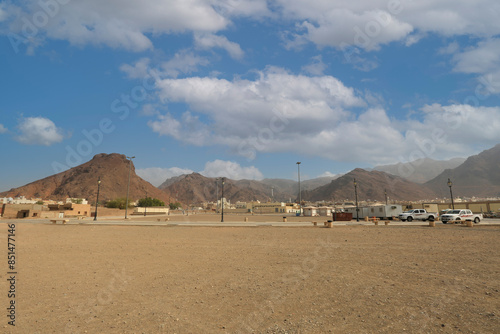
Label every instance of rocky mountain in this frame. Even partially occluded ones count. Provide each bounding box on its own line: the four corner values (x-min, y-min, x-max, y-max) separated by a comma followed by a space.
301, 168, 437, 202
259, 176, 340, 201
373, 157, 466, 183
425, 144, 500, 198
0, 153, 170, 204
158, 174, 340, 204
158, 173, 293, 204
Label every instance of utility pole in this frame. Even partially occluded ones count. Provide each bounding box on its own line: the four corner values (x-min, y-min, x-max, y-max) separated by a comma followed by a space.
448, 178, 455, 209
93, 177, 101, 221
221, 177, 225, 222
216, 178, 219, 214
354, 178, 359, 222
125, 156, 135, 219
296, 162, 301, 216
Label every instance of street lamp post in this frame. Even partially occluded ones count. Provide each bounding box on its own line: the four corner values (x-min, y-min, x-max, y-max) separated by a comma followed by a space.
448, 178, 455, 209
221, 177, 225, 222
296, 162, 301, 216
354, 178, 359, 222
216, 178, 219, 214
93, 177, 101, 221
125, 156, 135, 219
384, 189, 388, 205
144, 191, 147, 217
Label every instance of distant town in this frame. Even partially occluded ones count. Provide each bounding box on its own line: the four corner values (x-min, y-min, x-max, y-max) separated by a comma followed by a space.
2, 194, 499, 220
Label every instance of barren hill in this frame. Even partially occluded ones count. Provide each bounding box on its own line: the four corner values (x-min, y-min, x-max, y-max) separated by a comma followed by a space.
302, 168, 437, 202
374, 157, 466, 183
159, 173, 289, 204
158, 174, 339, 204
0, 153, 170, 204
425, 144, 500, 198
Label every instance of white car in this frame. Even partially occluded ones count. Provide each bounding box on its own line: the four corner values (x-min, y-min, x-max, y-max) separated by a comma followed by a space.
398, 209, 438, 222
440, 209, 482, 224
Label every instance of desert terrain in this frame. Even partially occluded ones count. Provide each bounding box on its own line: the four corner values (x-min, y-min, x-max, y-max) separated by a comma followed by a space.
1, 219, 499, 333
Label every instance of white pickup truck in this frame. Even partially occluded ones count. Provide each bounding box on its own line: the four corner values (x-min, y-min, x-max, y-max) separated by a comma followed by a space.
398, 209, 438, 222
440, 209, 482, 224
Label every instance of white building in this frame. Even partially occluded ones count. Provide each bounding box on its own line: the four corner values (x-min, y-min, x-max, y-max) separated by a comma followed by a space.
303, 206, 319, 217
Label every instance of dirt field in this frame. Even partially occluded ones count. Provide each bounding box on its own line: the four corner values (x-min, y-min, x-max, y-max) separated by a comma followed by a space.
1, 223, 499, 333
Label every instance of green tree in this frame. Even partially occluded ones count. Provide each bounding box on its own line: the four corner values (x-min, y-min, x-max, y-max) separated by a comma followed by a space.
105, 198, 134, 210
169, 202, 182, 210
137, 197, 165, 207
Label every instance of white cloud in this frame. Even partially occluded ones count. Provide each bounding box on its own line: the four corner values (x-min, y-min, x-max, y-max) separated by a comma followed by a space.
120, 58, 151, 79
402, 104, 500, 159
453, 39, 500, 74
438, 41, 459, 55
5, 0, 230, 51
201, 160, 263, 180
4, 0, 500, 55
296, 9, 413, 51
148, 112, 211, 146
194, 33, 244, 59
137, 160, 264, 185
279, 0, 500, 51
451, 38, 500, 95
318, 171, 340, 178
301, 55, 327, 75
121, 52, 210, 81
136, 167, 194, 187
15, 117, 64, 146
160, 50, 210, 77
146, 65, 500, 165
0, 124, 7, 133
148, 67, 367, 156
212, 0, 270, 17
139, 104, 161, 116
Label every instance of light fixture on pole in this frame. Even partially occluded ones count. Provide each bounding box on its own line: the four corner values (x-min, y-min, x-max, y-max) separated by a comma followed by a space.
93, 177, 101, 221
354, 178, 359, 222
296, 162, 301, 216
221, 177, 225, 222
447, 178, 455, 209
125, 156, 135, 219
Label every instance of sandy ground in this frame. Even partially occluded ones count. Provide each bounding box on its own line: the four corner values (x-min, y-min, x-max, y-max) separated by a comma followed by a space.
1, 222, 499, 333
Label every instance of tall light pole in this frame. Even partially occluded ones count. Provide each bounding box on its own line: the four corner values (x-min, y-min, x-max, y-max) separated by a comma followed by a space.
125, 156, 135, 219
448, 178, 455, 209
216, 178, 219, 214
93, 177, 101, 221
221, 177, 225, 222
296, 162, 301, 216
384, 189, 388, 205
144, 191, 147, 217
354, 178, 359, 222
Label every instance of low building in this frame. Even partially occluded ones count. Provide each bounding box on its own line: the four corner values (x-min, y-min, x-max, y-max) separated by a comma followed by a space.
47, 203, 91, 217
303, 206, 319, 217
66, 198, 89, 205
318, 206, 332, 216
252, 201, 288, 214
1, 203, 45, 219
133, 206, 169, 215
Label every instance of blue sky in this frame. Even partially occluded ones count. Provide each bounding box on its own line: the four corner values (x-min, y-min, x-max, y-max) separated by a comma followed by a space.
1, 0, 500, 190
